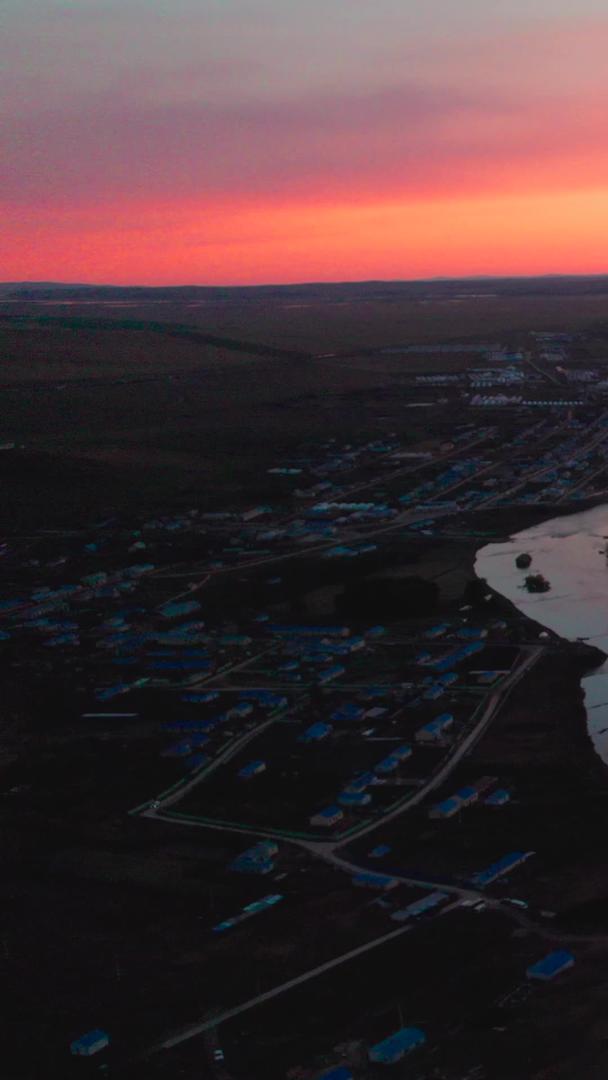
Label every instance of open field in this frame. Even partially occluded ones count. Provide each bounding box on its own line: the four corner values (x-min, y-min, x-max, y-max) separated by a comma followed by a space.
6, 279, 608, 1078
5, 276, 608, 353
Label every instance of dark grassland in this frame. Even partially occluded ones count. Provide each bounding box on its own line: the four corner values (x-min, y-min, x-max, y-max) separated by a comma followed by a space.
1, 276, 608, 528
4, 279, 608, 1078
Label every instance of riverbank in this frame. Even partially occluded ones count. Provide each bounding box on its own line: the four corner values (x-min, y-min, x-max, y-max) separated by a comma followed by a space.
475, 502, 608, 767
400, 505, 608, 914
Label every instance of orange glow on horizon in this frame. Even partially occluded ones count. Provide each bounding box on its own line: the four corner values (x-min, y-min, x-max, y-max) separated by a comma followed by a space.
5, 187, 608, 286
6, 6, 608, 285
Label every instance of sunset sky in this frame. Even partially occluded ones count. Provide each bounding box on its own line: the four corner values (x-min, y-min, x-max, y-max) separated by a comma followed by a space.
4, 0, 608, 284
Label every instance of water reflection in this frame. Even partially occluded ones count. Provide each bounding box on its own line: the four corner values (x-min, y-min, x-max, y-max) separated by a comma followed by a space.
475, 505, 608, 763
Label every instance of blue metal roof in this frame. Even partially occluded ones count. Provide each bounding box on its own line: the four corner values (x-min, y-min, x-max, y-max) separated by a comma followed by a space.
70, 1029, 109, 1052
471, 850, 533, 886
369, 844, 391, 858
420, 714, 453, 733
352, 871, 397, 888
300, 721, 332, 741
433, 796, 461, 816
394, 744, 412, 759
339, 790, 371, 806
423, 685, 444, 700
188, 753, 209, 770
316, 805, 342, 819
238, 760, 266, 778
369, 1027, 426, 1061
485, 788, 510, 805
159, 599, 201, 618
455, 785, 477, 801
180, 691, 219, 703
527, 950, 574, 979
331, 702, 364, 721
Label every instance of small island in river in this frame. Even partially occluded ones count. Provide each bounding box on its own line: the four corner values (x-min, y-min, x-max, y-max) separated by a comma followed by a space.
525, 573, 551, 592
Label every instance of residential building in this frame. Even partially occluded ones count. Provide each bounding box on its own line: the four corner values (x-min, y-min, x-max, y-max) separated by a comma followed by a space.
70, 1030, 110, 1057
368, 1027, 426, 1064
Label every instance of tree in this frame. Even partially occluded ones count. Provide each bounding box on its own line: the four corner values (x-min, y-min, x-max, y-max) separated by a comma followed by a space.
336, 575, 439, 619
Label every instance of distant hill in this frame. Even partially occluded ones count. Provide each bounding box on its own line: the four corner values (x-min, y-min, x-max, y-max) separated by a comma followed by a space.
3, 275, 608, 303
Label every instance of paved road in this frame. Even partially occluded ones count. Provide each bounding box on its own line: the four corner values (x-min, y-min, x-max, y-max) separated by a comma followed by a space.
152, 921, 414, 1054
151, 503, 457, 602
482, 413, 608, 509
142, 715, 278, 815
143, 645, 542, 850
132, 606, 589, 1061
330, 645, 543, 849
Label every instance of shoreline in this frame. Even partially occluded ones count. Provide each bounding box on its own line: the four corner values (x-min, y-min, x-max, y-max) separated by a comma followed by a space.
470, 504, 608, 777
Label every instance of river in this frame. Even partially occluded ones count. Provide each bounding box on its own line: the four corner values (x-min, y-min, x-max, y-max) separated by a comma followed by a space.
475, 505, 608, 765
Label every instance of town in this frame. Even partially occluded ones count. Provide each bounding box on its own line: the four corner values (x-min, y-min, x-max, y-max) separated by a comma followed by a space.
4, 316, 608, 1080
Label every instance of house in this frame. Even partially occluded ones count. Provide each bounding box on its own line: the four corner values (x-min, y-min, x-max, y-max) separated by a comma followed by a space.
81, 571, 108, 587
159, 599, 201, 620
269, 624, 350, 638
238, 760, 266, 780
242, 505, 272, 521
416, 713, 454, 742
422, 685, 445, 701
437, 671, 458, 686
343, 772, 374, 794
310, 805, 343, 827
230, 841, 278, 874
374, 754, 400, 775
485, 788, 511, 807
431, 642, 484, 670
368, 1027, 426, 1064
526, 950, 574, 981
477, 670, 501, 685
455, 785, 479, 807
240, 690, 288, 710
188, 753, 208, 770
343, 634, 366, 652
318, 665, 345, 685
470, 850, 534, 887
331, 702, 365, 723
391, 891, 448, 921
429, 796, 461, 820
70, 1030, 110, 1057
393, 744, 412, 761
126, 562, 155, 576
369, 844, 391, 858
365, 706, 388, 720
256, 840, 279, 858
226, 702, 254, 720
164, 736, 209, 758
352, 871, 399, 891
339, 790, 371, 808
300, 721, 333, 743
180, 691, 219, 704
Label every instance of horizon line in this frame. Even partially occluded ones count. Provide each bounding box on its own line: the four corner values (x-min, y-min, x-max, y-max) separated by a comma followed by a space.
3, 271, 608, 292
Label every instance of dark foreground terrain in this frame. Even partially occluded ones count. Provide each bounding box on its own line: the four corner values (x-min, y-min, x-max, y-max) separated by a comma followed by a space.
4, 278, 608, 1079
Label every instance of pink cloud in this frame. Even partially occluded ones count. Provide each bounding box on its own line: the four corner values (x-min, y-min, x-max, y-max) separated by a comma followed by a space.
4, 74, 608, 215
